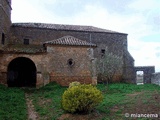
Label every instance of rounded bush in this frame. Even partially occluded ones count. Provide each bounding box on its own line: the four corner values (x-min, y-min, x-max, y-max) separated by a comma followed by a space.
62, 84, 103, 113
69, 81, 80, 88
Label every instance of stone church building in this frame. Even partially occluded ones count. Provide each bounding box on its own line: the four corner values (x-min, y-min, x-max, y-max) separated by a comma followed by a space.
0, 0, 136, 87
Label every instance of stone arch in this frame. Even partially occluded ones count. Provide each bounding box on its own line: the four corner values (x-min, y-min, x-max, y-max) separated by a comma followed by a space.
7, 57, 37, 87
135, 66, 155, 84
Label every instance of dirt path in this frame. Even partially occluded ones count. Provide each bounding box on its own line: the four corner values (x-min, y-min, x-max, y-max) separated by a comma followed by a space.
25, 93, 39, 120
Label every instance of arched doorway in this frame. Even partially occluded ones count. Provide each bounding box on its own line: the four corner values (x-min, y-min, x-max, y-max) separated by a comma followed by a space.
7, 57, 36, 87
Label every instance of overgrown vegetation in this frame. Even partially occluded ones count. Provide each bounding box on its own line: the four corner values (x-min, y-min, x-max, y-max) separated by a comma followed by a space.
0, 83, 159, 120
96, 49, 123, 83
0, 85, 27, 120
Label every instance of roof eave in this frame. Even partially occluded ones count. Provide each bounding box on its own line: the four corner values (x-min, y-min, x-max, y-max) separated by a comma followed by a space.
11, 23, 127, 35
44, 43, 97, 47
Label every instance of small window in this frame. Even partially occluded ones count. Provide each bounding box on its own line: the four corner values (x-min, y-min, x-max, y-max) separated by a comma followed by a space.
1, 33, 5, 45
101, 49, 105, 54
43, 44, 47, 51
101, 49, 105, 58
24, 39, 29, 45
67, 59, 74, 67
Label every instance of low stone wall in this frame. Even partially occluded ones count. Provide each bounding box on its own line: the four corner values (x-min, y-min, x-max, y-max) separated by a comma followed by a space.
151, 72, 160, 86
50, 76, 92, 86
135, 66, 155, 84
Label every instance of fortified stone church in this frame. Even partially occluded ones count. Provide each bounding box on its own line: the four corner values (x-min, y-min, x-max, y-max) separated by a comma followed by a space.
1, 0, 153, 88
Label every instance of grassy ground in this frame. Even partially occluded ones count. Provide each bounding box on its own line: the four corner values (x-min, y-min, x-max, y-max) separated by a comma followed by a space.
0, 83, 159, 120
0, 85, 27, 120
96, 83, 160, 120
25, 83, 67, 119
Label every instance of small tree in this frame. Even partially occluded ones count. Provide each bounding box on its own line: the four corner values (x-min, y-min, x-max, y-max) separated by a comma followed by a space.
97, 50, 123, 84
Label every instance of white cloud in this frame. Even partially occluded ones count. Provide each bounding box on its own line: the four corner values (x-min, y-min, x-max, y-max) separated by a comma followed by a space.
11, 0, 57, 23
128, 0, 160, 11
72, 5, 109, 26
129, 40, 160, 71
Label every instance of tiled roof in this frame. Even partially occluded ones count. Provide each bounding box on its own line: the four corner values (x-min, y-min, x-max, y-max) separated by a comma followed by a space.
3, 44, 46, 54
44, 36, 97, 47
12, 23, 126, 34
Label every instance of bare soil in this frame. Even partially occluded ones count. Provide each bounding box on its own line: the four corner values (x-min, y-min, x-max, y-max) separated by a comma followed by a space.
25, 93, 40, 120
123, 92, 160, 119
58, 112, 105, 120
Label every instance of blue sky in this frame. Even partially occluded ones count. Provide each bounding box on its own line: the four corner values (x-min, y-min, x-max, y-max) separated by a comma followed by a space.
11, 0, 160, 71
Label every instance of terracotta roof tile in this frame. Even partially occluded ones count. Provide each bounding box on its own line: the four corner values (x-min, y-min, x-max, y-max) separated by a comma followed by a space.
12, 23, 126, 34
44, 36, 97, 47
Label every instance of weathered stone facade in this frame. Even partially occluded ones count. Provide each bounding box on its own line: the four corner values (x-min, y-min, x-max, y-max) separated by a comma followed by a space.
47, 45, 95, 86
123, 51, 135, 83
135, 66, 155, 83
0, 0, 11, 47
0, 53, 46, 87
0, 0, 136, 87
151, 72, 160, 86
10, 23, 128, 58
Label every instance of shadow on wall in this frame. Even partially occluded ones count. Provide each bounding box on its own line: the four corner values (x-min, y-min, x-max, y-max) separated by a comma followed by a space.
7, 57, 37, 87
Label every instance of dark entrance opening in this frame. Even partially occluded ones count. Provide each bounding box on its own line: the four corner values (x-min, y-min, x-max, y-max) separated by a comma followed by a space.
1, 33, 5, 45
7, 57, 36, 87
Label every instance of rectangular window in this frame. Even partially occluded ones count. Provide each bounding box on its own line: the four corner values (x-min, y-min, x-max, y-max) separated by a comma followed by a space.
101, 49, 105, 54
23, 39, 29, 45
1, 33, 5, 45
101, 49, 105, 58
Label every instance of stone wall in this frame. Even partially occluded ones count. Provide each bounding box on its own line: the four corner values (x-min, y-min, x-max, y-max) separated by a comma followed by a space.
0, 44, 96, 87
10, 26, 127, 57
135, 66, 155, 83
10, 26, 135, 82
0, 0, 12, 46
123, 51, 135, 83
151, 73, 160, 86
46, 45, 95, 86
0, 53, 49, 87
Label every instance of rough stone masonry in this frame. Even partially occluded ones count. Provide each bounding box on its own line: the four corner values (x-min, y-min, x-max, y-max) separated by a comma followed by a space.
1, 0, 154, 87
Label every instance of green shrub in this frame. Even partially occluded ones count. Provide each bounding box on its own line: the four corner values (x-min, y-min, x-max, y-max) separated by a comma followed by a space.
69, 81, 80, 88
62, 84, 103, 113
